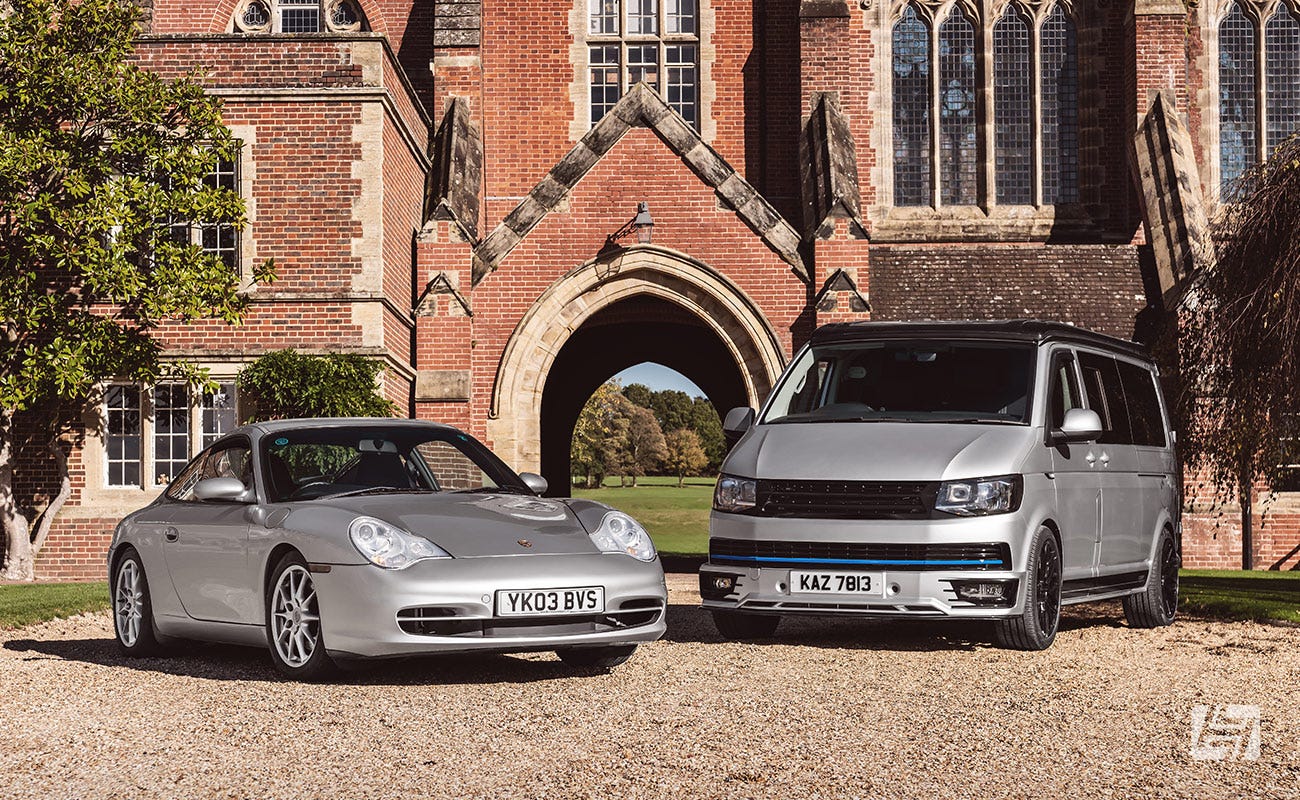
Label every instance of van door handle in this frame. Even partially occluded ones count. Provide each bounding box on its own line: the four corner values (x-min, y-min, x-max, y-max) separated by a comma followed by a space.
164, 527, 179, 542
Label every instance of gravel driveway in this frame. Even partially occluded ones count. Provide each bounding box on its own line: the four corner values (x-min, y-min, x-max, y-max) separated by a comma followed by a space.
1, 574, 1296, 800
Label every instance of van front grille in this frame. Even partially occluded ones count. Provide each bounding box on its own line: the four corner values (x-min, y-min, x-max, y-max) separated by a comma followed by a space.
755, 479, 939, 519
709, 539, 1011, 570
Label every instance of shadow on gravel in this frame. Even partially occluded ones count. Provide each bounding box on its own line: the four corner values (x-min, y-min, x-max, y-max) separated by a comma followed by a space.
2, 637, 640, 686
663, 601, 1128, 651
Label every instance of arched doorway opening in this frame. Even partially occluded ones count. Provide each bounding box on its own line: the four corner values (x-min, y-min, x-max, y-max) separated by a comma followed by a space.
486, 245, 786, 492
542, 295, 745, 493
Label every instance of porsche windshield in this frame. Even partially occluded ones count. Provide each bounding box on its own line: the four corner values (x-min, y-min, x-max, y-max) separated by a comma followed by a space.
259, 426, 529, 502
762, 340, 1036, 425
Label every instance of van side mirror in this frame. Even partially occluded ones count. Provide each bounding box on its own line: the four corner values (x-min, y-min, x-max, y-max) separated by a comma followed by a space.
1054, 408, 1103, 443
723, 407, 756, 448
194, 477, 253, 503
518, 472, 548, 496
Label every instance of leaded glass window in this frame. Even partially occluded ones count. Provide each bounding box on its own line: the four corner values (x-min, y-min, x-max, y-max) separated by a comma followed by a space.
892, 6, 931, 207
939, 7, 977, 206
232, 0, 365, 34
1041, 5, 1079, 205
1265, 6, 1300, 154
1220, 3, 1258, 194
994, 8, 1032, 205
586, 0, 700, 128
889, 2, 1079, 209
202, 384, 240, 448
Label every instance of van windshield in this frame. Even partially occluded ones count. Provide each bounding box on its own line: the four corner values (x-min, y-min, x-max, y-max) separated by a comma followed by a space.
762, 340, 1036, 425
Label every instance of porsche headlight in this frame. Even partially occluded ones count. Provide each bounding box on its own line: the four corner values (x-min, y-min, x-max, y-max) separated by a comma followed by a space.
589, 511, 657, 562
935, 475, 1023, 517
348, 516, 451, 569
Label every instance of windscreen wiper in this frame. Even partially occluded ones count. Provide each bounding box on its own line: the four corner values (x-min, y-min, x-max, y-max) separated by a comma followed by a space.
322, 486, 436, 499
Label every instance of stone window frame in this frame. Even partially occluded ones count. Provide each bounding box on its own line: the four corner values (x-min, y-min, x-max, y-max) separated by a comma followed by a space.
231, 0, 366, 34
1201, 0, 1300, 201
93, 373, 244, 492
870, 0, 1090, 241
570, 0, 717, 143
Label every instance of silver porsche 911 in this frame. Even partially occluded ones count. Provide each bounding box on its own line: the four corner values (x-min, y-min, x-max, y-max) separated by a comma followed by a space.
107, 418, 667, 679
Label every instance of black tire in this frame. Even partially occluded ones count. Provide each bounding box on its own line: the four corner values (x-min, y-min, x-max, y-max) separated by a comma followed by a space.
711, 609, 780, 641
111, 547, 166, 657
1123, 529, 1179, 628
994, 526, 1062, 651
556, 644, 638, 669
265, 551, 337, 681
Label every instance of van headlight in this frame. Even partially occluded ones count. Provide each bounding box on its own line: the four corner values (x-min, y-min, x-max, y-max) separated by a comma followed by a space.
714, 475, 758, 513
589, 511, 657, 562
349, 516, 451, 569
935, 476, 1023, 516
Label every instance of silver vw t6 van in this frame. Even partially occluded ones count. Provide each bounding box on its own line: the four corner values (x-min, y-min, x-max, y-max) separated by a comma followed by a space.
700, 321, 1179, 650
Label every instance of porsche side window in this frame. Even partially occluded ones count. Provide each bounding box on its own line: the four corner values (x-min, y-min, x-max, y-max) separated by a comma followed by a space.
167, 443, 252, 501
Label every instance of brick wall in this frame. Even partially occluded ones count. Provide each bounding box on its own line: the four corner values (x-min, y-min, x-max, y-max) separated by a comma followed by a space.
868, 244, 1148, 339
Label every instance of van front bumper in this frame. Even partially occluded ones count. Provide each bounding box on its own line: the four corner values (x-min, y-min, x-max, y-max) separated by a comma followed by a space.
699, 511, 1036, 619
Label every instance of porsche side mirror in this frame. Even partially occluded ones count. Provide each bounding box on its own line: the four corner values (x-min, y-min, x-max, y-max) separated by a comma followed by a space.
1053, 408, 1103, 443
194, 477, 254, 503
518, 472, 549, 496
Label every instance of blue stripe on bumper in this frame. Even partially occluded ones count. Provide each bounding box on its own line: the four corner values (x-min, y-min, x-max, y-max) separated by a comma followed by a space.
715, 555, 1005, 567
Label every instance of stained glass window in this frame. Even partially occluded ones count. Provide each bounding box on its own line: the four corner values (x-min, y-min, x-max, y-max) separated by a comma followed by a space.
1265, 6, 1300, 155
1041, 5, 1079, 204
939, 8, 977, 206
994, 7, 1032, 205
1219, 2, 1256, 195
893, 6, 931, 206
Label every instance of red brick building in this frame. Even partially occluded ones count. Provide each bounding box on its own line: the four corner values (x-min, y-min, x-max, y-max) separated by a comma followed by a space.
20, 0, 1300, 577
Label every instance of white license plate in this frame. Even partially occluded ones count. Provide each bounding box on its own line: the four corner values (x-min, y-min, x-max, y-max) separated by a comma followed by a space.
789, 571, 885, 596
496, 586, 605, 617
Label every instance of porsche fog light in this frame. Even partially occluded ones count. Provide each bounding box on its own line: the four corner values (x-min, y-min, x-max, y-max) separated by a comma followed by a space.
349, 516, 451, 569
589, 511, 657, 562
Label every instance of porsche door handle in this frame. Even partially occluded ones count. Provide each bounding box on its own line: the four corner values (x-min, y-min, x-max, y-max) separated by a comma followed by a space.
164, 527, 179, 542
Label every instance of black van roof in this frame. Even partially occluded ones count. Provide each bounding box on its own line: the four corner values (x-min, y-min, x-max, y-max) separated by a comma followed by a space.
809, 320, 1150, 359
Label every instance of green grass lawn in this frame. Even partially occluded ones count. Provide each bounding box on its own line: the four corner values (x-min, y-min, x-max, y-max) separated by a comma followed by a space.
1179, 569, 1300, 624
573, 475, 712, 556
0, 581, 109, 629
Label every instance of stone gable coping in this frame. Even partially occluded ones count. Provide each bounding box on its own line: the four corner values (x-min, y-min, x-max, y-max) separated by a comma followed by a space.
425, 97, 482, 243
813, 268, 871, 312
415, 272, 473, 317
472, 83, 807, 284
801, 92, 869, 242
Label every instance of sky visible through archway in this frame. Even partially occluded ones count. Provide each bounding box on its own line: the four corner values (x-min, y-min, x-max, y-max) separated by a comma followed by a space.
612, 362, 706, 398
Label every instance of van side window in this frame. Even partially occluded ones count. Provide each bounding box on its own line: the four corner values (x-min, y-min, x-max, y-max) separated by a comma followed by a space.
1116, 360, 1166, 447
1078, 353, 1133, 445
1048, 351, 1081, 429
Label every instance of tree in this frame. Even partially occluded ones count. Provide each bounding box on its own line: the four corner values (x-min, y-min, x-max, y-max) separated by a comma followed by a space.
663, 428, 707, 488
622, 382, 653, 409
620, 405, 666, 487
650, 389, 694, 435
237, 350, 396, 421
0, 0, 273, 580
689, 397, 725, 472
570, 382, 633, 489
1179, 133, 1300, 569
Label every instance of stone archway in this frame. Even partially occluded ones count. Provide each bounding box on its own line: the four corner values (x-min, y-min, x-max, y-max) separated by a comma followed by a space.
487, 245, 787, 476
